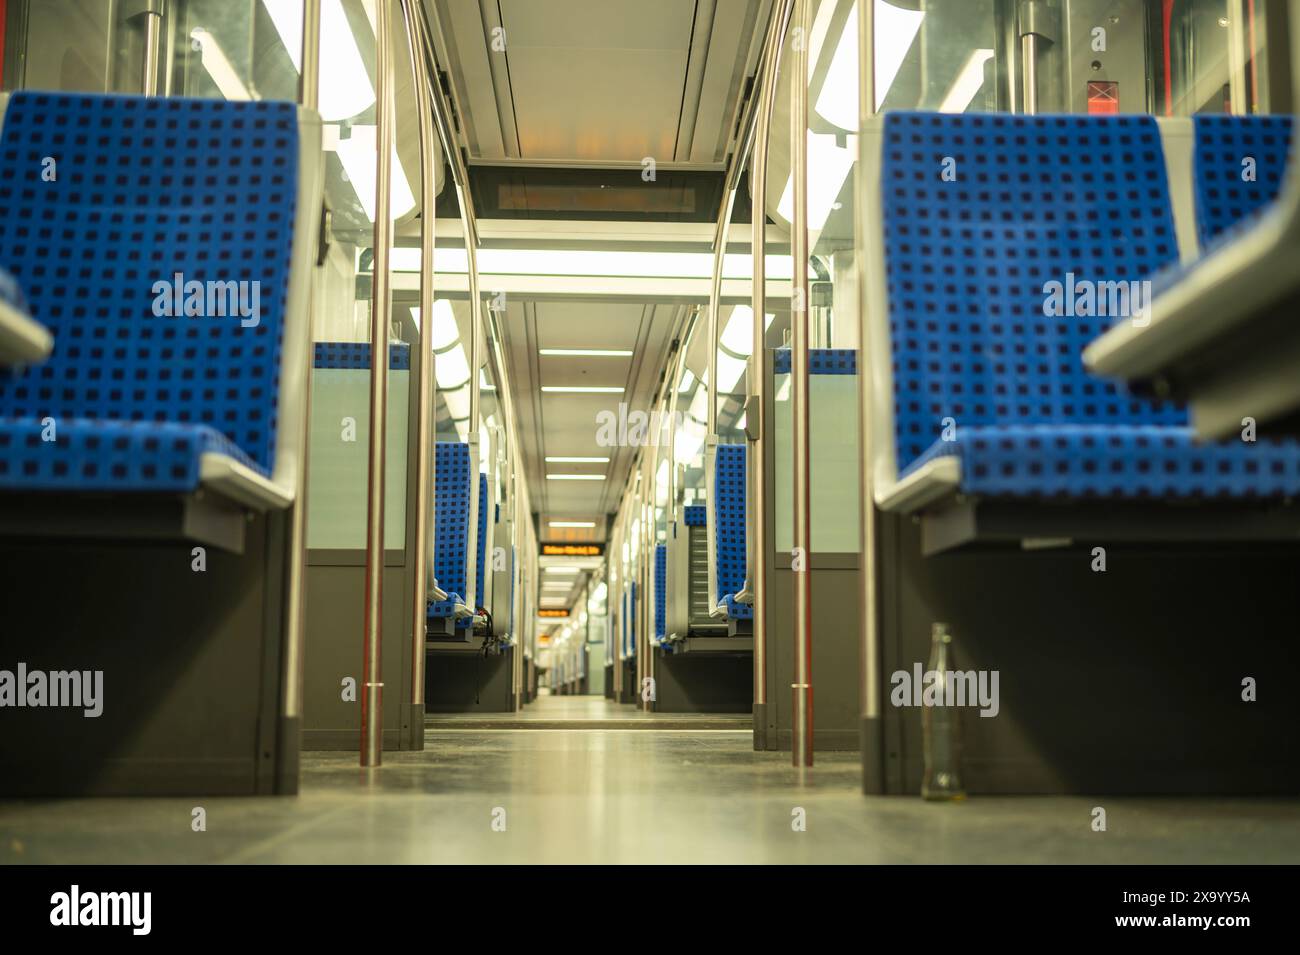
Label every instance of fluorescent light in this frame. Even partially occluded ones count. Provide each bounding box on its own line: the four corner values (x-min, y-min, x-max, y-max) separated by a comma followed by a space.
539, 348, 633, 357
547, 474, 606, 481
545, 456, 609, 463
678, 368, 696, 393
388, 247, 799, 281
542, 582, 573, 590
720, 306, 776, 357
541, 386, 624, 394
874, 1, 924, 111
777, 133, 856, 232
939, 49, 995, 113
262, 0, 375, 122
332, 125, 417, 222
190, 30, 251, 100
413, 300, 461, 350
716, 352, 748, 394
545, 566, 582, 574
549, 521, 596, 528
434, 342, 470, 390
813, 5, 857, 129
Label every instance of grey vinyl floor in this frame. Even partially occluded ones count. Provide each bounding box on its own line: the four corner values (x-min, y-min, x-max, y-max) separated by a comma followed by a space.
1, 696, 1297, 864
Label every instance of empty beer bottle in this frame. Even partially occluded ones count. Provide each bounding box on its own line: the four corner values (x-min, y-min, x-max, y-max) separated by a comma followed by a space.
922, 622, 966, 801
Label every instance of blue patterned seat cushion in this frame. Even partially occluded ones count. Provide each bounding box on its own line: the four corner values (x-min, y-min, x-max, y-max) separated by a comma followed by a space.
903, 425, 1300, 499
0, 417, 259, 491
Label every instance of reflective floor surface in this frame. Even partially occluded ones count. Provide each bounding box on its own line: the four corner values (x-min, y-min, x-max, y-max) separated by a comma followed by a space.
2, 697, 1297, 864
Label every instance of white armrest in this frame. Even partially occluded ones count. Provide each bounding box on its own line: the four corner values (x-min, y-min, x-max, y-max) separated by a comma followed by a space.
0, 299, 53, 366
200, 452, 294, 511
875, 456, 962, 514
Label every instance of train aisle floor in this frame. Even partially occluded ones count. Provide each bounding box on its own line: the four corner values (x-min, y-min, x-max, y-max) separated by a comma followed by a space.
1, 713, 1297, 864
426, 694, 751, 729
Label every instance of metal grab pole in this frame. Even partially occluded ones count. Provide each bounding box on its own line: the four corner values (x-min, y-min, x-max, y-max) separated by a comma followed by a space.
790, 0, 814, 769
281, 0, 322, 731
748, 0, 793, 740
856, 0, 883, 792
300, 0, 321, 111
140, 0, 163, 95
400, 0, 437, 730
463, 235, 482, 614
360, 0, 395, 768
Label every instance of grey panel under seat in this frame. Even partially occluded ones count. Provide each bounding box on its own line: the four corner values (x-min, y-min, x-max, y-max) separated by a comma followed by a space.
0, 512, 295, 795
762, 563, 863, 752
301, 561, 411, 750
425, 647, 514, 712
653, 649, 752, 713
880, 513, 1300, 794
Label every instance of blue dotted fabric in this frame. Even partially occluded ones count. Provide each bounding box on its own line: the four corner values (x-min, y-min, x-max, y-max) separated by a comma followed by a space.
1192, 115, 1294, 245
428, 441, 470, 618
683, 505, 706, 526
313, 341, 411, 370
628, 581, 636, 657
0, 92, 299, 492
474, 472, 488, 612
879, 112, 1300, 500
908, 424, 1300, 499
0, 418, 257, 491
654, 544, 666, 640
773, 348, 857, 375
714, 443, 751, 619
0, 266, 30, 314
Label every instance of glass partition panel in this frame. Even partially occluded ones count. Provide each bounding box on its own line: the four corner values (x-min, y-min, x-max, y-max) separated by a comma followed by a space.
305, 0, 422, 551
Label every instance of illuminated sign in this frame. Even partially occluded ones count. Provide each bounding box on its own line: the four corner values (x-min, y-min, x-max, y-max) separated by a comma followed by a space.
538, 609, 570, 618
541, 543, 604, 557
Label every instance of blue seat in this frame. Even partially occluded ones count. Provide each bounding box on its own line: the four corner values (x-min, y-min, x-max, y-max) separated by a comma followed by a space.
313, 341, 411, 370
1192, 115, 1294, 246
654, 543, 666, 642
683, 504, 706, 526
713, 443, 751, 619
473, 471, 487, 612
428, 441, 472, 621
0, 92, 302, 502
874, 111, 1300, 505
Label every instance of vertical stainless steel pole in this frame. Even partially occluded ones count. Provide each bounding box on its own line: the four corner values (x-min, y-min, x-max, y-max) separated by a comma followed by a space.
633, 469, 644, 706
1021, 34, 1038, 115
401, 0, 437, 731
464, 230, 482, 613
300, 0, 321, 111
856, 0, 883, 793
790, 0, 814, 769
361, 0, 395, 768
141, 0, 163, 95
748, 0, 792, 743
281, 0, 323, 731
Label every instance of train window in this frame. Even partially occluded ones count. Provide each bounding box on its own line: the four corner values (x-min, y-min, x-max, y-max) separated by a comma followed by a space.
303, 0, 425, 552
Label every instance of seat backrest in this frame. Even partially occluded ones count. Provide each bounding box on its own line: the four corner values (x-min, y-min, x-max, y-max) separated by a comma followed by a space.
474, 472, 488, 610
1192, 114, 1295, 245
713, 443, 746, 602
433, 441, 471, 601
313, 341, 410, 370
881, 112, 1184, 475
654, 544, 666, 640
0, 92, 299, 473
